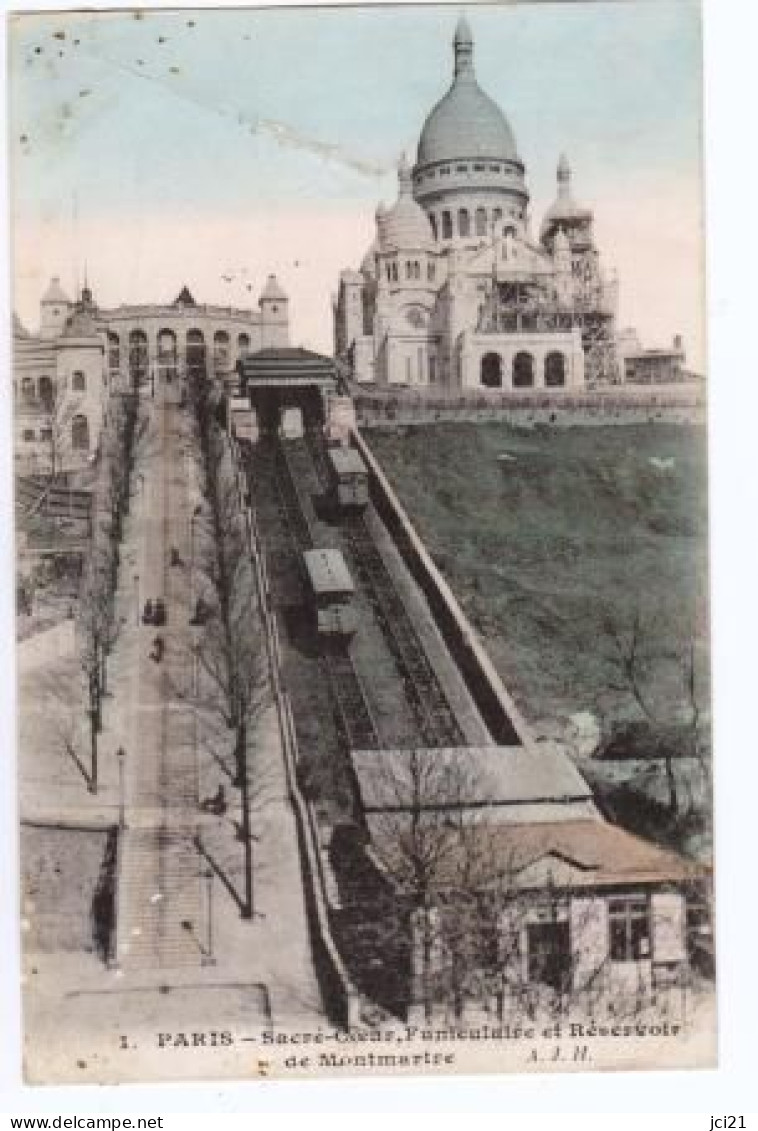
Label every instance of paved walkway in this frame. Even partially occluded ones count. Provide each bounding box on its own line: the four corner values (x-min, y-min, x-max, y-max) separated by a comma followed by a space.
23, 379, 323, 1083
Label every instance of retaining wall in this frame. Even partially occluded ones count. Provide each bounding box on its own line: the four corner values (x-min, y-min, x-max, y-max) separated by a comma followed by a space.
352, 430, 533, 749
355, 386, 706, 430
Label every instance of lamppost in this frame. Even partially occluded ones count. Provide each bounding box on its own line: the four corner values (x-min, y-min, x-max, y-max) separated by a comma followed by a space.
202, 867, 215, 966
189, 503, 202, 614
116, 746, 126, 829
134, 571, 140, 626
191, 636, 200, 699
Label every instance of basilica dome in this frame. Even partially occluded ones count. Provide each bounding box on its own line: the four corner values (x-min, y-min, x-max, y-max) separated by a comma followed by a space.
416, 17, 519, 168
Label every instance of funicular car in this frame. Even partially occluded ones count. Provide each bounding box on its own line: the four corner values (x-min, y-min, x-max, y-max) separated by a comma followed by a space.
302, 548, 357, 639
327, 445, 369, 510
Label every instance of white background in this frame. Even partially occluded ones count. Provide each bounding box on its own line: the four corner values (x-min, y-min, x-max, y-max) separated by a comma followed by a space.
1, 0, 756, 1119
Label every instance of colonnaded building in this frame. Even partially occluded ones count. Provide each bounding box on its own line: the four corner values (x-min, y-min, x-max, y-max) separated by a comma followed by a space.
13, 275, 289, 474
334, 17, 687, 392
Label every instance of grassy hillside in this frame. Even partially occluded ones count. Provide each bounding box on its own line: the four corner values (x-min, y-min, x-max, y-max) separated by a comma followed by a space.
366, 423, 709, 735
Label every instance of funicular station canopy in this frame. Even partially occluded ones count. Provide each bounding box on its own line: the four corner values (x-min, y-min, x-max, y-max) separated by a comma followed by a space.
236, 347, 338, 432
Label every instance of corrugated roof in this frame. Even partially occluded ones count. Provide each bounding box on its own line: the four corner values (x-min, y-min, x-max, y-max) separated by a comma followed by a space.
351, 745, 592, 813
238, 347, 337, 386
367, 816, 700, 892
303, 548, 354, 595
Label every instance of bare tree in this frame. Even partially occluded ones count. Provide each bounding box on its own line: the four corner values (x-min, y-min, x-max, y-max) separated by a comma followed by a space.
601, 609, 710, 818
73, 388, 138, 791
40, 380, 75, 481
190, 396, 269, 918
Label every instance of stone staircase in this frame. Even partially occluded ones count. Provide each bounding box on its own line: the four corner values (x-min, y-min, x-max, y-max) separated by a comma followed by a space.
116, 826, 203, 970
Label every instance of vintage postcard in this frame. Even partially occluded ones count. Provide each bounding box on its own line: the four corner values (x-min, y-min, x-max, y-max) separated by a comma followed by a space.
10, 1, 713, 1084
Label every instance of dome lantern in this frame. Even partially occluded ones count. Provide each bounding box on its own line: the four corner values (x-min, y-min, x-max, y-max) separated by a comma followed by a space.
453, 14, 474, 78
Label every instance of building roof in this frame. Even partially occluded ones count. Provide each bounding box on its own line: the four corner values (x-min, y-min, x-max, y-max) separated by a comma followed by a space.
41, 276, 71, 305
367, 816, 701, 893
173, 285, 196, 307
328, 446, 367, 476
351, 745, 593, 813
61, 305, 100, 340
238, 347, 337, 387
260, 274, 287, 302
303, 548, 354, 596
13, 313, 30, 339
416, 21, 519, 168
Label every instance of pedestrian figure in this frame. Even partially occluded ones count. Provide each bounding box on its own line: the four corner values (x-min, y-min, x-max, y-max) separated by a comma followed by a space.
170, 546, 182, 567
142, 598, 154, 625
191, 596, 208, 625
199, 784, 227, 816
149, 635, 164, 663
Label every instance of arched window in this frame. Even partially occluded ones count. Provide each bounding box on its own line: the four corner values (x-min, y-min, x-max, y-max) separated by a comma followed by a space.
429, 214, 438, 240
213, 329, 230, 369
386, 265, 392, 283
71, 414, 90, 451
442, 211, 453, 239
158, 329, 177, 361
458, 209, 470, 238
493, 208, 503, 224
414, 262, 421, 280
21, 377, 35, 403
71, 370, 86, 391
186, 328, 206, 375
129, 329, 149, 385
480, 352, 503, 388
391, 262, 398, 282
427, 262, 436, 283
475, 207, 487, 237
545, 352, 566, 387
238, 332, 250, 359
513, 352, 535, 388
38, 375, 53, 408
107, 331, 120, 371
157, 329, 177, 381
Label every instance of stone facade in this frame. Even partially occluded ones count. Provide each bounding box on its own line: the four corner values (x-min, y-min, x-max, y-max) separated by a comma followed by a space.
335, 17, 691, 392
13, 275, 289, 475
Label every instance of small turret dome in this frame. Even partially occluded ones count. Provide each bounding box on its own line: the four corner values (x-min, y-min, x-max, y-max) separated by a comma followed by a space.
541, 153, 593, 245
260, 274, 287, 302
41, 276, 71, 305
379, 157, 434, 250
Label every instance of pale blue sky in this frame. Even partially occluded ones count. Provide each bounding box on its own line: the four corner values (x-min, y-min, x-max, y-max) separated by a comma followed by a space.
9, 2, 704, 361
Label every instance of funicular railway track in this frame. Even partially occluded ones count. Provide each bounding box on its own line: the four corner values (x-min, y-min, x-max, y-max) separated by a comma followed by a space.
305, 428, 465, 748
245, 432, 379, 752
